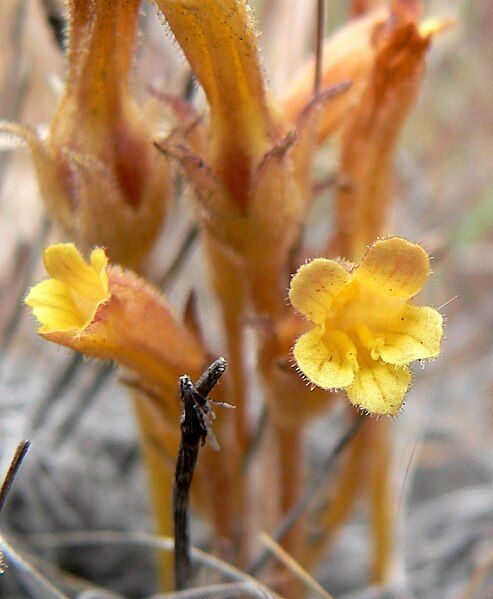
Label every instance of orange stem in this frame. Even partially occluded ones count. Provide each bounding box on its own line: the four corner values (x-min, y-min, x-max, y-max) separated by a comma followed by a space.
206, 239, 250, 449
132, 397, 177, 591
204, 239, 251, 561
369, 419, 393, 584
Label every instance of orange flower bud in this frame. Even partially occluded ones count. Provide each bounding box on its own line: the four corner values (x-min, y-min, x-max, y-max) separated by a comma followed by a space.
281, 7, 389, 142
2, 0, 170, 270
333, 13, 447, 260
155, 0, 282, 209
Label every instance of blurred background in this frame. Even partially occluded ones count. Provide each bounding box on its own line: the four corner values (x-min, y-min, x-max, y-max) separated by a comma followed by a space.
0, 0, 492, 597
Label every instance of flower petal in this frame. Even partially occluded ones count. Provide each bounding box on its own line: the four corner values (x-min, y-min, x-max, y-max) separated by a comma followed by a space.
374, 305, 443, 365
25, 279, 83, 332
355, 237, 430, 299
90, 247, 110, 293
43, 243, 108, 299
347, 360, 411, 415
289, 258, 350, 325
293, 327, 357, 389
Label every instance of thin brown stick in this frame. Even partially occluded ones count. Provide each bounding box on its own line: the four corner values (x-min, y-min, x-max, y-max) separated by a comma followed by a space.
0, 440, 30, 514
0, 440, 31, 575
314, 0, 327, 96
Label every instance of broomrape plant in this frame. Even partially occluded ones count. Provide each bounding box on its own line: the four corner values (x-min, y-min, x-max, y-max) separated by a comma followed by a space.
9, 0, 450, 595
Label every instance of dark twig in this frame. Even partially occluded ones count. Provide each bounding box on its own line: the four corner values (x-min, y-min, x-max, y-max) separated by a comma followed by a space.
0, 441, 30, 515
314, 0, 327, 96
194, 357, 227, 397
174, 358, 227, 591
248, 415, 366, 575
0, 440, 31, 574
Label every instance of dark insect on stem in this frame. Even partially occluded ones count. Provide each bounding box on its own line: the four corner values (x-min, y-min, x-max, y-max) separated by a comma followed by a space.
173, 357, 229, 591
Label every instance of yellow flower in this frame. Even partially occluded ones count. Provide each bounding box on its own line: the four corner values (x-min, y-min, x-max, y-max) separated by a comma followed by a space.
26, 244, 110, 334
289, 237, 443, 415
25, 243, 205, 398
